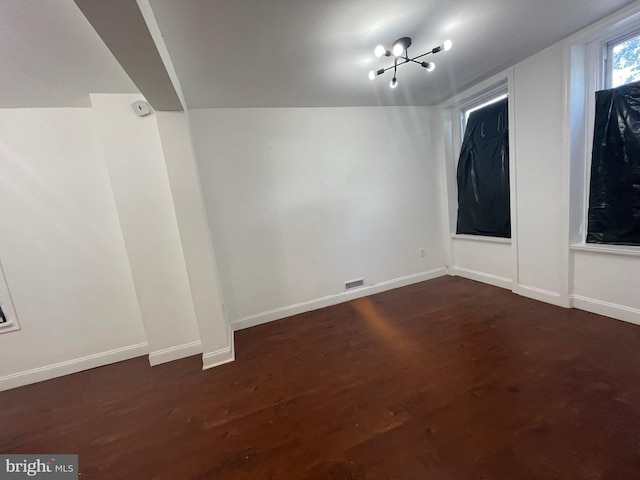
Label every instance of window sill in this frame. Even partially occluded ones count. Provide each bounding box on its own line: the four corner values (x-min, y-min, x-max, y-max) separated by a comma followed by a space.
570, 243, 640, 258
451, 234, 512, 245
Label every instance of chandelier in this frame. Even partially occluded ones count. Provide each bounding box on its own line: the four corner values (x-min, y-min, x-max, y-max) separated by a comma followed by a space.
369, 37, 452, 88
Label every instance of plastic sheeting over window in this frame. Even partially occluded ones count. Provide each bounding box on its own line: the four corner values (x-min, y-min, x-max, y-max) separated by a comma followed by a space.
587, 82, 640, 245
456, 98, 510, 238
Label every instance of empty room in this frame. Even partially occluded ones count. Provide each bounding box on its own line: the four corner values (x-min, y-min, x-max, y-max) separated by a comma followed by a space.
2, 0, 640, 478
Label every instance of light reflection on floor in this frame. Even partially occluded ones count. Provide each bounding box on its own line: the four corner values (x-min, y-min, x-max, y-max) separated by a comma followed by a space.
350, 296, 419, 357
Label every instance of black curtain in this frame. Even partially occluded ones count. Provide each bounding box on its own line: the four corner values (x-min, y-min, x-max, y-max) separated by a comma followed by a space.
587, 81, 640, 245
456, 98, 511, 237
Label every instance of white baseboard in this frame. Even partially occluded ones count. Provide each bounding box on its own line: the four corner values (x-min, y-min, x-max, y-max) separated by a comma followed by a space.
514, 284, 566, 307
202, 328, 235, 370
450, 267, 513, 290
572, 295, 640, 326
0, 342, 148, 392
231, 268, 448, 331
149, 340, 202, 366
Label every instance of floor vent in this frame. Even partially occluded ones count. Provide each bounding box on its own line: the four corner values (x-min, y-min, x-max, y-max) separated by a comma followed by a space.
345, 278, 365, 290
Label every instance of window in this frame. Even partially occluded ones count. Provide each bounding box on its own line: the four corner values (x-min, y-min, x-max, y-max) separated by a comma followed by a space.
586, 81, 640, 245
582, 28, 640, 246
564, 4, 640, 254
607, 32, 640, 88
0, 261, 20, 334
456, 96, 511, 238
463, 93, 508, 131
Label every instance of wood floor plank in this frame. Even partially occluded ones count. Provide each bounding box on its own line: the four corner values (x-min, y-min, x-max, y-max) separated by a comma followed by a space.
2, 276, 640, 479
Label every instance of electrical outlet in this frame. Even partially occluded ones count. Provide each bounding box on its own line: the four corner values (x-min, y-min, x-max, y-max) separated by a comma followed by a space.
419, 248, 426, 258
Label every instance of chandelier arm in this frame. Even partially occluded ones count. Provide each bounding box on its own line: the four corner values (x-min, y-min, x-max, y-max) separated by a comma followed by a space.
374, 48, 438, 75
409, 51, 435, 62
378, 58, 412, 74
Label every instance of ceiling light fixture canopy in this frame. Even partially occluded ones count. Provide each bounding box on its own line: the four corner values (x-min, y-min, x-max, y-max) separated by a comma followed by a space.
368, 37, 452, 88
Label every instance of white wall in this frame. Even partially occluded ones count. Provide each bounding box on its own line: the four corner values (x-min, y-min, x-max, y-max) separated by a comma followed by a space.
438, 43, 571, 306
510, 9, 640, 319
451, 240, 512, 288
511, 43, 566, 304
190, 106, 446, 327
573, 252, 640, 324
437, 2, 640, 326
91, 94, 202, 362
155, 111, 233, 367
0, 108, 147, 390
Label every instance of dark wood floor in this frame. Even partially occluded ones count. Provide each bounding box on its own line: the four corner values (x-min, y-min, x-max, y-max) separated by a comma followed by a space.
2, 277, 640, 479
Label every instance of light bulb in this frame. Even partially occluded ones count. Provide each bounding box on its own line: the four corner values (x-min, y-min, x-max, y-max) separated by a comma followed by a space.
368, 70, 376, 80
390, 77, 398, 89
420, 62, 436, 72
392, 43, 405, 57
443, 39, 453, 51
374, 45, 386, 57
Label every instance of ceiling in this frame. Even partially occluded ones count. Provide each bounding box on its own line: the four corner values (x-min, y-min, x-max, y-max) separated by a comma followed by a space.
147, 0, 636, 108
0, 0, 636, 109
73, 0, 182, 111
0, 0, 138, 108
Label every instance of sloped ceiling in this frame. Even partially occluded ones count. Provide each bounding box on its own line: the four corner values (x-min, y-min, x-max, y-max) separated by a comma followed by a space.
147, 0, 635, 108
73, 0, 182, 111
0, 0, 138, 108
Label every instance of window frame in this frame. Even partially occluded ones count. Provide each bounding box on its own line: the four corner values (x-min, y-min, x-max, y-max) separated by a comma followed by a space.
441, 76, 512, 236
455, 92, 511, 238
563, 2, 640, 255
